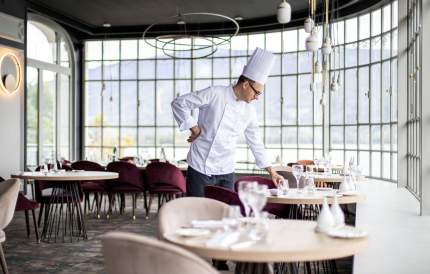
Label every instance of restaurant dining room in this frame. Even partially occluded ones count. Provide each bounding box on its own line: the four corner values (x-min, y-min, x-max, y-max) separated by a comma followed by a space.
0, 0, 430, 273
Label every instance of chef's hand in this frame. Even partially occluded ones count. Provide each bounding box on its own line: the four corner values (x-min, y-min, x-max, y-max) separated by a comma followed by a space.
188, 126, 201, 143
265, 167, 284, 187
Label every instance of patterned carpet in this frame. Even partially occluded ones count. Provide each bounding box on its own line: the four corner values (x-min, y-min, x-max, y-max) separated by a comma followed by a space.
3, 197, 353, 274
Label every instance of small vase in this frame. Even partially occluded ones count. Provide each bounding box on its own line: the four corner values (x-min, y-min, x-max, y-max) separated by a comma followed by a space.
330, 195, 345, 227
316, 197, 335, 233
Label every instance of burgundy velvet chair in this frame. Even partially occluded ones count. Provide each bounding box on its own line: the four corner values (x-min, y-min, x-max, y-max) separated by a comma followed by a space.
204, 185, 245, 216
234, 176, 290, 219
145, 162, 186, 218
71, 160, 106, 217
15, 192, 39, 243
106, 161, 145, 220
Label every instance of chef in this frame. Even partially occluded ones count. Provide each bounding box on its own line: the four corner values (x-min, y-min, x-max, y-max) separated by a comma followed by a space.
171, 47, 284, 197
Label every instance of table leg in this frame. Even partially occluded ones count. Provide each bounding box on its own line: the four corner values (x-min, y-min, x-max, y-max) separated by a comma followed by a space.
40, 181, 87, 243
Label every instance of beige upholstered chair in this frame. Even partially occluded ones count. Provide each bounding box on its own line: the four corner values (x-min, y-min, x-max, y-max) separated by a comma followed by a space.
158, 197, 229, 240
101, 231, 219, 274
0, 179, 21, 274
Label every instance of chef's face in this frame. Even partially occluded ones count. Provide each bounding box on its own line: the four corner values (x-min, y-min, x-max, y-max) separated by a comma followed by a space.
243, 80, 264, 103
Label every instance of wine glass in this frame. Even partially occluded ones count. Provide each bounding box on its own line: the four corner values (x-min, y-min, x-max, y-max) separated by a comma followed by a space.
248, 184, 268, 219
238, 181, 253, 217
304, 176, 315, 194
223, 205, 242, 232
292, 164, 304, 193
277, 178, 289, 195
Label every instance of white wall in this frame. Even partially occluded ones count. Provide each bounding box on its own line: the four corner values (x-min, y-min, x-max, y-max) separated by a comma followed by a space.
0, 46, 24, 179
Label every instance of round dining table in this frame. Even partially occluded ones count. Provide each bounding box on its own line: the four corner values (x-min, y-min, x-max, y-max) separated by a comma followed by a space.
11, 171, 118, 243
164, 219, 368, 273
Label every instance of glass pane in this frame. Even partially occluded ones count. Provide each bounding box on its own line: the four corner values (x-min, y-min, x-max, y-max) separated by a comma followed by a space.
103, 81, 119, 126
371, 37, 381, 62
382, 4, 391, 32
283, 30, 298, 52
298, 52, 312, 73
391, 60, 397, 121
58, 74, 70, 160
103, 41, 120, 60
249, 34, 265, 54
382, 61, 391, 123
265, 77, 281, 125
121, 60, 137, 79
120, 128, 137, 147
358, 39, 370, 65
358, 67, 369, 123
371, 64, 381, 123
345, 18, 358, 43
345, 126, 357, 149
345, 43, 357, 67
193, 59, 212, 78
382, 125, 391, 151
86, 61, 102, 80
330, 72, 344, 125
231, 57, 247, 78
85, 147, 101, 162
156, 59, 173, 79
359, 125, 370, 150
41, 71, 56, 162
213, 58, 230, 78
298, 127, 312, 149
282, 76, 297, 125
59, 37, 70, 67
85, 41, 102, 60
345, 69, 357, 124
282, 53, 297, 74
85, 81, 102, 126
266, 128, 281, 147
282, 127, 297, 148
120, 81, 137, 125
139, 39, 156, 59
298, 74, 312, 125
314, 126, 322, 149
330, 126, 343, 149
175, 59, 191, 79
382, 33, 391, 60
231, 35, 247, 56
139, 60, 155, 79
103, 127, 119, 147
85, 127, 101, 146
156, 80, 174, 126
121, 40, 138, 59
103, 61, 119, 80
371, 152, 381, 177
156, 128, 174, 146
371, 125, 381, 150
359, 151, 370, 176
139, 81, 155, 125
27, 21, 57, 63
26, 67, 38, 165
372, 9, 382, 36
266, 32, 282, 53
359, 14, 370, 39
139, 128, 155, 146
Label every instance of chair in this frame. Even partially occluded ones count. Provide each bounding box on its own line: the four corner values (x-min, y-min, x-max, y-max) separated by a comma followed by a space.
204, 185, 245, 216
145, 162, 186, 218
158, 197, 229, 240
234, 176, 290, 219
276, 170, 299, 188
106, 161, 145, 219
101, 231, 219, 274
71, 160, 106, 217
0, 179, 21, 274
15, 193, 39, 243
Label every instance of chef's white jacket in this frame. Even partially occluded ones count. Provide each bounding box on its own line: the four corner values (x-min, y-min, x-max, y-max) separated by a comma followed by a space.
171, 85, 270, 175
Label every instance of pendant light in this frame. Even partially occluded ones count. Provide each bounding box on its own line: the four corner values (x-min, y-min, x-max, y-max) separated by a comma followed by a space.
277, 0, 291, 24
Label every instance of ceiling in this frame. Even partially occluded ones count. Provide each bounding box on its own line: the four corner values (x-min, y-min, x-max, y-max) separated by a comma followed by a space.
27, 0, 389, 39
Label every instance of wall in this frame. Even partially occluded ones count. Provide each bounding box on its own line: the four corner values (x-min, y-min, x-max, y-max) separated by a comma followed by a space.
0, 0, 26, 179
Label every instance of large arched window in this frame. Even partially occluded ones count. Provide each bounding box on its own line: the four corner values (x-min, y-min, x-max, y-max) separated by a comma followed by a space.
26, 14, 75, 166
83, 1, 397, 181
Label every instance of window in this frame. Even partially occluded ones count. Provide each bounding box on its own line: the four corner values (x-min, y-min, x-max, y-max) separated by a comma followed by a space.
83, 1, 398, 181
26, 16, 74, 166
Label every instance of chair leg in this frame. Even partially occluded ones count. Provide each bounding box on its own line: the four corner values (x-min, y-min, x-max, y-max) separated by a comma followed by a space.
24, 210, 30, 238
0, 243, 9, 274
143, 191, 148, 218
37, 203, 44, 227
31, 209, 40, 244
132, 194, 136, 220
146, 194, 152, 219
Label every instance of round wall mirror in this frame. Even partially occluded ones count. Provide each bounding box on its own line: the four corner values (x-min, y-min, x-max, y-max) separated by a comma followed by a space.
0, 53, 21, 94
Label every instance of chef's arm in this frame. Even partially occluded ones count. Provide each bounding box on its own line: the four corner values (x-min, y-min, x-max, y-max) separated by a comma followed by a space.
171, 87, 213, 131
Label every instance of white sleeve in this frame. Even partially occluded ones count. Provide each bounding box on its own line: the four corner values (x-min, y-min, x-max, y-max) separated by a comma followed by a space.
244, 108, 271, 169
171, 86, 214, 131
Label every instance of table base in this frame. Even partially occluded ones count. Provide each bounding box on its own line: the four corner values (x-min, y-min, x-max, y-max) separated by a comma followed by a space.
41, 182, 87, 243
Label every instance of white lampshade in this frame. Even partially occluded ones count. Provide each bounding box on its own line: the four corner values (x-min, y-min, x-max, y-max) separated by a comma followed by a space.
321, 37, 332, 56
277, 1, 291, 24
305, 32, 320, 52
304, 17, 314, 33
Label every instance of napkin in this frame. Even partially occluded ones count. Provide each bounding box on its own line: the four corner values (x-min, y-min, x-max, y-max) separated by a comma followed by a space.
191, 220, 224, 230
206, 231, 240, 248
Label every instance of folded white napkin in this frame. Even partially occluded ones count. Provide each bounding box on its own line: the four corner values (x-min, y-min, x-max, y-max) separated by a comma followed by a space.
230, 240, 256, 250
191, 220, 224, 230
206, 231, 240, 248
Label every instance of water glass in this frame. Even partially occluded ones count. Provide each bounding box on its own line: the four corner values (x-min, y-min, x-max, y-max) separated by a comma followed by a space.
249, 184, 268, 219
277, 178, 289, 195
223, 205, 242, 231
304, 176, 315, 194
238, 181, 254, 217
292, 164, 304, 193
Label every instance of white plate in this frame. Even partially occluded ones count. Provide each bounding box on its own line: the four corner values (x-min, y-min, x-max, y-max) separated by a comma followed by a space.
315, 187, 334, 192
327, 226, 368, 238
175, 228, 210, 237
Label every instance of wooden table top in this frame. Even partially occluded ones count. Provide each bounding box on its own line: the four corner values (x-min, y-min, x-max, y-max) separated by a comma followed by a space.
266, 189, 366, 205
164, 219, 368, 262
11, 171, 119, 181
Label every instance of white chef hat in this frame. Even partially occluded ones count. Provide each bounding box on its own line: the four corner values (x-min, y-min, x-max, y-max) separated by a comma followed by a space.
241, 47, 275, 85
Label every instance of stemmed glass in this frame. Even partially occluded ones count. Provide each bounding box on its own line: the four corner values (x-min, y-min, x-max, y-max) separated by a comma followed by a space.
238, 181, 254, 217
304, 175, 315, 194
223, 205, 242, 232
277, 178, 289, 195
249, 184, 268, 219
27, 165, 37, 173
292, 164, 304, 193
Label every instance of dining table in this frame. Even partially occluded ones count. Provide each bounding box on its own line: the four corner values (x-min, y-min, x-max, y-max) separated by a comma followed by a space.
164, 219, 368, 274
11, 171, 118, 243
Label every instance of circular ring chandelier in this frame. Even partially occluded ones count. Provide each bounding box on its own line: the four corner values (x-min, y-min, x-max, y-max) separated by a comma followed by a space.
142, 12, 240, 59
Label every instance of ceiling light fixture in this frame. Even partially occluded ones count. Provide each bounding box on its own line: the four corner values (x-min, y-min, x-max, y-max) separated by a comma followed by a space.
277, 0, 291, 24
142, 12, 239, 59
102, 23, 111, 28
